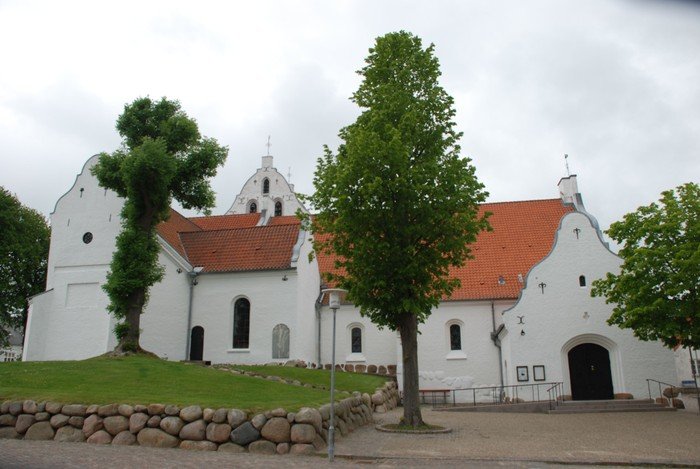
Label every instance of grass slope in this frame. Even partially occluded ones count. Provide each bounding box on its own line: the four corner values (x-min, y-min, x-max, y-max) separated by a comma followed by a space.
228, 365, 388, 394
0, 356, 386, 412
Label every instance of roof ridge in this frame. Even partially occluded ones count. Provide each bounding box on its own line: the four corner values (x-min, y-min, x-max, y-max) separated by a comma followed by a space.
180, 223, 298, 236
481, 198, 564, 206
188, 212, 260, 220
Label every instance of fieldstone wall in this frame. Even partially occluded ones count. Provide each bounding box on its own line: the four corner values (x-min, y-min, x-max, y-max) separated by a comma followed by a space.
0, 381, 399, 455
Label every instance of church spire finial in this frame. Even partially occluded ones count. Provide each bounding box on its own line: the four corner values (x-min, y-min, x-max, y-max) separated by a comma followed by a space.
266, 135, 272, 156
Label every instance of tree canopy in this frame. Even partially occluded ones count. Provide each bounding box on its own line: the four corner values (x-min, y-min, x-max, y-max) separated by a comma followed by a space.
93, 97, 227, 353
592, 182, 700, 349
306, 31, 489, 426
0, 187, 50, 347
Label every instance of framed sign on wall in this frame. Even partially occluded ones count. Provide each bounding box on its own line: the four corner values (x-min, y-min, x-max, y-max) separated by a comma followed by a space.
516, 366, 529, 382
533, 365, 546, 382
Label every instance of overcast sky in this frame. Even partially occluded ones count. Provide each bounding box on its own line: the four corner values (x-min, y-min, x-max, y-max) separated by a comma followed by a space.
1, 0, 698, 240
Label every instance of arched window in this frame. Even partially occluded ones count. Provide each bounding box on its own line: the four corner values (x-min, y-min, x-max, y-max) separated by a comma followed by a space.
249, 201, 257, 213
274, 201, 282, 216
450, 324, 462, 350
263, 178, 270, 194
579, 275, 586, 287
351, 327, 362, 353
272, 324, 290, 359
233, 298, 250, 349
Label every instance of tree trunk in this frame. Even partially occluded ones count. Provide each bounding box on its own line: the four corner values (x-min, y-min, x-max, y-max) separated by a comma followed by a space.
116, 287, 146, 353
398, 312, 425, 427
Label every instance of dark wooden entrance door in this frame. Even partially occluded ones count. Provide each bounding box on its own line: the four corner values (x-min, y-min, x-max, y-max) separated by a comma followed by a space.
568, 343, 614, 400
190, 326, 204, 361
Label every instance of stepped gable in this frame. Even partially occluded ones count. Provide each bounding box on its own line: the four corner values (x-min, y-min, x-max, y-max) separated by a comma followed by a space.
315, 198, 573, 301
157, 209, 300, 272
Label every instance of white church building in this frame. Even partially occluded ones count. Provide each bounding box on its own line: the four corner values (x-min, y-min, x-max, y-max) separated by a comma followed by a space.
23, 154, 680, 401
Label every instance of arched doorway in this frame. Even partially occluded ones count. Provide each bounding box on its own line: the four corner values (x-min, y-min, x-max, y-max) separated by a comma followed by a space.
568, 343, 613, 400
190, 326, 204, 361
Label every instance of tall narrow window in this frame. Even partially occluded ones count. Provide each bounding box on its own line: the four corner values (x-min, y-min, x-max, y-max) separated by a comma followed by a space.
351, 327, 362, 353
233, 298, 250, 348
274, 201, 282, 216
249, 201, 257, 213
450, 324, 461, 350
263, 178, 270, 194
579, 275, 586, 287
272, 324, 290, 359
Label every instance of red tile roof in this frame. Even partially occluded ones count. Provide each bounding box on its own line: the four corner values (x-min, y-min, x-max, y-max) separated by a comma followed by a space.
268, 216, 301, 226
316, 199, 574, 301
158, 209, 201, 258
189, 213, 261, 230
180, 225, 300, 273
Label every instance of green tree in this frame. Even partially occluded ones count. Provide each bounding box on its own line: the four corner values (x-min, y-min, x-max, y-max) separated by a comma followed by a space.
592, 182, 700, 349
93, 97, 227, 353
307, 32, 489, 426
0, 187, 50, 347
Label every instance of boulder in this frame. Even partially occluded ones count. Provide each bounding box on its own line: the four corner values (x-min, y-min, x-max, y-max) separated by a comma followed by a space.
290, 443, 315, 455
134, 405, 147, 413
82, 414, 103, 438
355, 364, 366, 373
230, 421, 260, 446
0, 401, 9, 413
45, 402, 63, 414
318, 404, 331, 421
147, 415, 162, 428
103, 416, 129, 436
160, 416, 185, 436
164, 405, 180, 416
118, 404, 134, 417
270, 408, 287, 417
251, 413, 267, 430
62, 404, 87, 417
54, 426, 86, 442
367, 365, 377, 374
371, 392, 384, 405
248, 440, 276, 455
312, 433, 326, 450
137, 428, 179, 448
147, 404, 165, 415
212, 408, 228, 424
290, 423, 316, 444
203, 408, 214, 423
227, 409, 247, 428
23, 400, 38, 414
294, 408, 322, 433
276, 442, 290, 454
86, 404, 99, 415
672, 398, 685, 409
179, 419, 206, 441
0, 414, 17, 427
24, 421, 55, 440
663, 387, 680, 398
0, 427, 21, 439
206, 422, 232, 443
112, 430, 137, 446
97, 404, 119, 417
87, 430, 113, 444
35, 412, 49, 422
129, 413, 149, 433
218, 442, 246, 453
337, 419, 348, 436
8, 401, 23, 416
614, 393, 634, 400
68, 416, 84, 428
261, 417, 290, 443
180, 405, 203, 423
286, 412, 295, 423
345, 364, 355, 372
180, 440, 218, 451
15, 414, 36, 434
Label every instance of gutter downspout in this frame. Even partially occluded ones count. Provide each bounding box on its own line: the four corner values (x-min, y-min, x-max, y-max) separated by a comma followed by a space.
490, 301, 505, 399
185, 267, 203, 360
315, 289, 325, 368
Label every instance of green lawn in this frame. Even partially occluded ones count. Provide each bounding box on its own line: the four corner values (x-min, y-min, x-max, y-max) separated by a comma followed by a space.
0, 356, 387, 412
225, 364, 389, 394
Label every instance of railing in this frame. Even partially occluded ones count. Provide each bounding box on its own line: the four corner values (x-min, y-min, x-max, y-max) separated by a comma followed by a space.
647, 378, 700, 415
0, 349, 20, 362
421, 381, 564, 409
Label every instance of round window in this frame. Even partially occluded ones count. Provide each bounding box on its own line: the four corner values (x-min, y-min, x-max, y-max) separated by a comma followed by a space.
83, 232, 93, 244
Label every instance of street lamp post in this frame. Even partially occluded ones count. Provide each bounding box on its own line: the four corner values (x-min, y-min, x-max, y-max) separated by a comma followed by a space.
322, 288, 346, 462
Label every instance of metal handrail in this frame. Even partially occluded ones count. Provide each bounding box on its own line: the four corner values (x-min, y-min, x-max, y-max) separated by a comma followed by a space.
647, 377, 700, 414
421, 381, 563, 408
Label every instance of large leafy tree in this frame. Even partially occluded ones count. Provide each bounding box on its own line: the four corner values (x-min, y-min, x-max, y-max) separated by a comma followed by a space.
93, 97, 227, 353
592, 182, 700, 349
0, 187, 50, 347
307, 31, 489, 426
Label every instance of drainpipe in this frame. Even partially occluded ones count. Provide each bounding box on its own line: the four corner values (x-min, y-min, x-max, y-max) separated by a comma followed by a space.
185, 266, 203, 360
315, 288, 325, 368
490, 301, 505, 398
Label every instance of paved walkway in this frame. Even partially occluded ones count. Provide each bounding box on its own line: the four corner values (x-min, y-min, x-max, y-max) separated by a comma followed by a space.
1, 407, 699, 467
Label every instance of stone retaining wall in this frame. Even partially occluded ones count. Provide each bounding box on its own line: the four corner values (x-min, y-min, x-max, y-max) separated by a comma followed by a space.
0, 381, 399, 455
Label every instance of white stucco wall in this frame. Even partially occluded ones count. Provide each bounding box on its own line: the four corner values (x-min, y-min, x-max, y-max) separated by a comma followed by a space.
293, 232, 321, 365
226, 155, 306, 216
502, 211, 677, 399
